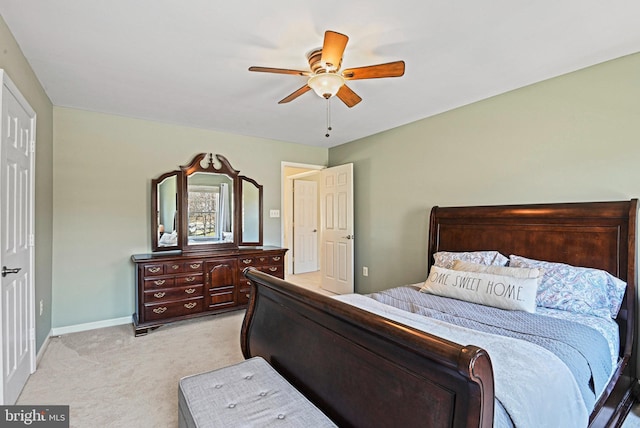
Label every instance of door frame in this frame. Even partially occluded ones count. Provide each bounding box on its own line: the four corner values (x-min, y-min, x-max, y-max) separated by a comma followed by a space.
281, 162, 324, 276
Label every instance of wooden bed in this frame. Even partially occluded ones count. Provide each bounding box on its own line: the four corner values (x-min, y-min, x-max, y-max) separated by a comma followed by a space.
240, 200, 638, 427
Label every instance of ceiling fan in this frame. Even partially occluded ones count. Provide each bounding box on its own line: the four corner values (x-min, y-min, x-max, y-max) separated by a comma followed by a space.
249, 30, 405, 108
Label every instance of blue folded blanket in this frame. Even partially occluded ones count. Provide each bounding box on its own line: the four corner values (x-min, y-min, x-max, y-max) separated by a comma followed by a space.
367, 286, 612, 411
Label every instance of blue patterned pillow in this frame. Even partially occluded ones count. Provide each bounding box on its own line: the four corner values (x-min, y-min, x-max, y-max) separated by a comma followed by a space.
433, 251, 509, 269
509, 255, 627, 319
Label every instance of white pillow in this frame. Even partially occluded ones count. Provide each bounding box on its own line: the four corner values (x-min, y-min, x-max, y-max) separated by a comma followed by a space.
158, 231, 178, 246
451, 260, 543, 279
420, 265, 540, 313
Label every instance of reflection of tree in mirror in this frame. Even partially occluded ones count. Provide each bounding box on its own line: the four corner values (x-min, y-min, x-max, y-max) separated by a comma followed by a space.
188, 191, 219, 236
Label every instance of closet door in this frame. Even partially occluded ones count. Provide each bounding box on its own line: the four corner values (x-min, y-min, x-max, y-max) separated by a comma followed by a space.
0, 70, 36, 404
293, 179, 318, 274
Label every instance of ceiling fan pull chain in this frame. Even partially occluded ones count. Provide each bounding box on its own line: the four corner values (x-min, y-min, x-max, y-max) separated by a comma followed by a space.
326, 98, 332, 138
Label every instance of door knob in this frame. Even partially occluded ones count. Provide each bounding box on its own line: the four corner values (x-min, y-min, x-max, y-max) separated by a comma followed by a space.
342, 235, 354, 240
2, 266, 22, 277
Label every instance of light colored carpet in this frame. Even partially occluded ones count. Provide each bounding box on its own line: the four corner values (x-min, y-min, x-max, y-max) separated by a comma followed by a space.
16, 312, 245, 428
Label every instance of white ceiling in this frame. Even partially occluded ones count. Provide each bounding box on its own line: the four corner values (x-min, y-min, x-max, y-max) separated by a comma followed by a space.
1, 1, 639, 148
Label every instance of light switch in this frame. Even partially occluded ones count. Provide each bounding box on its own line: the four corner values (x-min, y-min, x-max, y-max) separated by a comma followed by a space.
269, 209, 280, 218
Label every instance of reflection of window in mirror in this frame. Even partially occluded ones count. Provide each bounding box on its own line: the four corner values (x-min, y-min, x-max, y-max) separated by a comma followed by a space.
187, 172, 234, 244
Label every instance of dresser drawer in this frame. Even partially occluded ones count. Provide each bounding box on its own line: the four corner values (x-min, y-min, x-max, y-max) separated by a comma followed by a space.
144, 260, 202, 276
144, 259, 204, 276
176, 273, 203, 286
238, 255, 283, 270
238, 256, 264, 269
261, 265, 284, 278
268, 254, 283, 264
164, 262, 183, 274
144, 264, 165, 277
238, 277, 251, 289
143, 284, 203, 303
237, 281, 252, 305
185, 261, 204, 272
144, 297, 203, 321
144, 277, 175, 290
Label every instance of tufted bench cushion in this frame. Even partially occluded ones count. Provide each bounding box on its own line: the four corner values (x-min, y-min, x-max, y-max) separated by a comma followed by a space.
178, 356, 337, 427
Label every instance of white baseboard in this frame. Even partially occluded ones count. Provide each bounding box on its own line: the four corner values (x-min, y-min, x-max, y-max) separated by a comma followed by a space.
51, 316, 132, 336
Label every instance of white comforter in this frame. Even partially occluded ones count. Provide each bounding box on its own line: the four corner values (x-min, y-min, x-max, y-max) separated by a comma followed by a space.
335, 294, 589, 428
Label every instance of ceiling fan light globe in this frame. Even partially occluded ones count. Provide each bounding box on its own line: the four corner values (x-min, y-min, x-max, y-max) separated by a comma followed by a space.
308, 73, 345, 99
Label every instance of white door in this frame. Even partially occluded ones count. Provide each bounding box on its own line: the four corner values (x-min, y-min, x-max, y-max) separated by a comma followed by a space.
293, 179, 318, 274
320, 164, 353, 294
0, 70, 36, 405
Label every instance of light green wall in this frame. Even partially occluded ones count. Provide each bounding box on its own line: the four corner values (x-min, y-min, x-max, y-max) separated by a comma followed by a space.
330, 52, 640, 294
52, 107, 327, 328
0, 16, 54, 352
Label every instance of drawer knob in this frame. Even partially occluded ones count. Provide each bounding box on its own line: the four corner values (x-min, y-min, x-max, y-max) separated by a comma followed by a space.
190, 263, 201, 269
149, 267, 161, 273
153, 307, 167, 314
184, 302, 197, 309
185, 276, 195, 282
273, 256, 281, 261
269, 267, 277, 272
185, 288, 196, 294
242, 259, 252, 264
153, 292, 166, 298
154, 279, 166, 286
171, 264, 180, 270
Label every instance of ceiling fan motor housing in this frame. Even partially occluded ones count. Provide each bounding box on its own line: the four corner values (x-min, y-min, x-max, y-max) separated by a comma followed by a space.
307, 48, 328, 73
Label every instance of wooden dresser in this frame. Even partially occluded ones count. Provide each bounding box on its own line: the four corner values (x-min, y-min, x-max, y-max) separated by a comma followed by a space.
132, 246, 287, 335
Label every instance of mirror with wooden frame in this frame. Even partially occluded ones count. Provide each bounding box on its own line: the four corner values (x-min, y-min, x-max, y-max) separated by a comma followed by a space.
151, 153, 263, 252
152, 171, 180, 251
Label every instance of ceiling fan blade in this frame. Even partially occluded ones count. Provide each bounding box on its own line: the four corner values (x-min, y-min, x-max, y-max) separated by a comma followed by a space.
278, 85, 312, 104
321, 31, 349, 71
336, 84, 362, 108
249, 66, 310, 76
342, 60, 405, 80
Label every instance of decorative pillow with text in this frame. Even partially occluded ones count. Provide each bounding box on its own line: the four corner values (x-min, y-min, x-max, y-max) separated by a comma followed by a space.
420, 265, 540, 313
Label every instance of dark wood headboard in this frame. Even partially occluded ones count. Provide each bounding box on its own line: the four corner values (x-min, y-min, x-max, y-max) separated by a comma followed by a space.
428, 200, 637, 280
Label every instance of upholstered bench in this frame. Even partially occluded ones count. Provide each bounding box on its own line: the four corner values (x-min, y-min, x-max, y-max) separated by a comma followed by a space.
178, 356, 337, 427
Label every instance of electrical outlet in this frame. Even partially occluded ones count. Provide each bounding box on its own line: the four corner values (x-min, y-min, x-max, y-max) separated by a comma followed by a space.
269, 209, 280, 218
39, 299, 43, 316
362, 266, 369, 277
